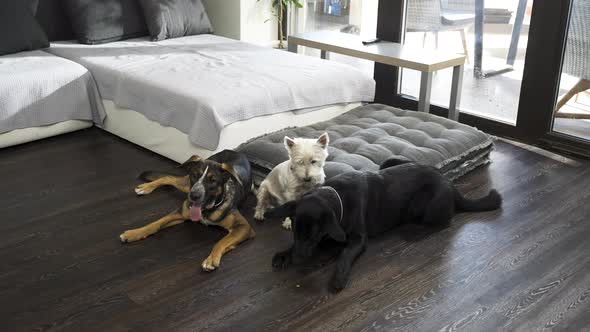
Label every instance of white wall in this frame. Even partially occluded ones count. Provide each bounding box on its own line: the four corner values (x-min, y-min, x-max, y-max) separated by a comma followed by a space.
203, 0, 278, 45
360, 0, 378, 39
202, 0, 242, 40
241, 0, 278, 45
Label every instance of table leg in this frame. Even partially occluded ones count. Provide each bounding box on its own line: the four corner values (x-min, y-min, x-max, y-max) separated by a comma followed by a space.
449, 65, 464, 121
506, 0, 527, 66
474, 0, 520, 78
418, 71, 433, 113
474, 0, 484, 78
288, 41, 298, 53
320, 50, 330, 60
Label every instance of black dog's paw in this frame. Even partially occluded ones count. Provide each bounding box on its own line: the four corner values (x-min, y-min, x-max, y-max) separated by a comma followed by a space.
272, 252, 292, 270
328, 274, 348, 293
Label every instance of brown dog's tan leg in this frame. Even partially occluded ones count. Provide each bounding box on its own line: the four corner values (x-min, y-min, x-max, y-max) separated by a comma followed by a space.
135, 175, 190, 195
120, 204, 189, 243
201, 211, 255, 271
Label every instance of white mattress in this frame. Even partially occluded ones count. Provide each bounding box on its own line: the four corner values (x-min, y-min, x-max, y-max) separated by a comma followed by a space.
101, 99, 361, 163
0, 120, 92, 149
0, 50, 105, 136
48, 35, 374, 150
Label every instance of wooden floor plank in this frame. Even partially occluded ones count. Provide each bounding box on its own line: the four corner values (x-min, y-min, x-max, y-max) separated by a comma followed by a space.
1, 128, 589, 331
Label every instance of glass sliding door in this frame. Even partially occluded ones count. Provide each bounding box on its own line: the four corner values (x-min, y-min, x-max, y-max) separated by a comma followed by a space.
399, 0, 535, 124
375, 0, 576, 151
290, 0, 378, 39
552, 0, 590, 144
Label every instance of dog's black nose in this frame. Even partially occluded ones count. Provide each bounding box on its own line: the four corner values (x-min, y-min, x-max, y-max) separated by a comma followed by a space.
304, 177, 312, 182
190, 192, 202, 201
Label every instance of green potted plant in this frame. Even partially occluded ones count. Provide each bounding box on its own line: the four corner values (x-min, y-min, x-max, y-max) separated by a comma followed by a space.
258, 0, 303, 49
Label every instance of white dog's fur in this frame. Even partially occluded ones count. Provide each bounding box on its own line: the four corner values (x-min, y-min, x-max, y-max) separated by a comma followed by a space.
254, 133, 329, 229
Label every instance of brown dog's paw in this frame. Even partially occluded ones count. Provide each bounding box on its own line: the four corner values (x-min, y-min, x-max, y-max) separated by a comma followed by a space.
119, 229, 147, 243
201, 255, 220, 272
134, 183, 154, 196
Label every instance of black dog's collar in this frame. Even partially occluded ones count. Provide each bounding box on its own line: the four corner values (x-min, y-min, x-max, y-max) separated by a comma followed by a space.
321, 186, 343, 223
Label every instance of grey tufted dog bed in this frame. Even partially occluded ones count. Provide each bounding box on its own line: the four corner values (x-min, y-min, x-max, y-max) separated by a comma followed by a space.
237, 104, 495, 184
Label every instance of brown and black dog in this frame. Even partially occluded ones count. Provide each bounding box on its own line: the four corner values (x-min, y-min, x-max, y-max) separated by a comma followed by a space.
119, 150, 255, 271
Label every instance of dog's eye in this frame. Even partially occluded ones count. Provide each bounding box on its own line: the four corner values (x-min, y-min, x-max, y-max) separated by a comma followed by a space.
311, 160, 317, 164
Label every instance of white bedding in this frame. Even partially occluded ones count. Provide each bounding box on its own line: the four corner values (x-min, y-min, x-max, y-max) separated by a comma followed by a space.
101, 99, 362, 162
0, 50, 105, 137
48, 35, 375, 150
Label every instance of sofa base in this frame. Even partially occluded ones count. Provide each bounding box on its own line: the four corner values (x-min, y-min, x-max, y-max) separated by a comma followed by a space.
0, 120, 92, 149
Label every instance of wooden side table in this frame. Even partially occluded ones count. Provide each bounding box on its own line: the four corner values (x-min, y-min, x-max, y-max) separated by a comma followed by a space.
288, 31, 466, 120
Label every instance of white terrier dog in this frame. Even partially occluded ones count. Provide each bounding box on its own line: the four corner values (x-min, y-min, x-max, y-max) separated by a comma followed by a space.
254, 133, 329, 229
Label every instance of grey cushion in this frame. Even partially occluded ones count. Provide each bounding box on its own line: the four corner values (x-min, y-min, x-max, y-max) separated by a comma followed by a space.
138, 0, 213, 41
62, 0, 148, 45
0, 2, 49, 56
36, 0, 75, 41
238, 104, 495, 183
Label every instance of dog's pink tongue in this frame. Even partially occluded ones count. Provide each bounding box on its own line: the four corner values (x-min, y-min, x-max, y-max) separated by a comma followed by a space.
189, 205, 202, 222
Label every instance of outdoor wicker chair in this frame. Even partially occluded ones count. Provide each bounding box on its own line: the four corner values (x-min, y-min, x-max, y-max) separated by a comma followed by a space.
556, 0, 590, 118
406, 0, 475, 60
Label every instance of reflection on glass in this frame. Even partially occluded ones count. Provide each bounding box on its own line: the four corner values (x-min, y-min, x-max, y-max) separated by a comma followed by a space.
290, 0, 378, 75
553, 0, 590, 142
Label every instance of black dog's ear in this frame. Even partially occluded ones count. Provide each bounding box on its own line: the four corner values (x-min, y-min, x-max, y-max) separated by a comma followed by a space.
265, 201, 297, 219
379, 157, 412, 170
324, 210, 346, 242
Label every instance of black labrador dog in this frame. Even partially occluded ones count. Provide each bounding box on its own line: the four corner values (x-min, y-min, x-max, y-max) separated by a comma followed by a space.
266, 158, 502, 292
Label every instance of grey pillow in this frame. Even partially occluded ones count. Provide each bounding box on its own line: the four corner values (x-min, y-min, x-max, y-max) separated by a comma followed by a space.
36, 0, 75, 41
0, 2, 49, 56
138, 0, 213, 41
28, 0, 40, 15
62, 0, 148, 45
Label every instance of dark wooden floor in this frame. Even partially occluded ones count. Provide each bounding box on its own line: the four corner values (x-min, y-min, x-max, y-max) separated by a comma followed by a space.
1, 128, 590, 332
